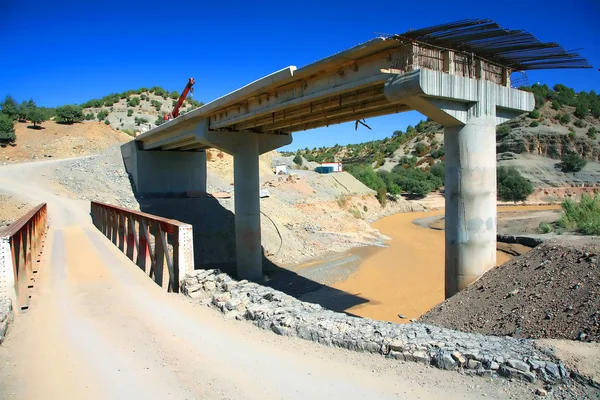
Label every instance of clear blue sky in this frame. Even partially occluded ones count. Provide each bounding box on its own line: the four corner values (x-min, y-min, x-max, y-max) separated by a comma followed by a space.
1, 0, 598, 151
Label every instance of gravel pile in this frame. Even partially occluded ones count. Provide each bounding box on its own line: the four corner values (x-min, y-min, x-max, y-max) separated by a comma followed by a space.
420, 237, 600, 342
52, 146, 139, 210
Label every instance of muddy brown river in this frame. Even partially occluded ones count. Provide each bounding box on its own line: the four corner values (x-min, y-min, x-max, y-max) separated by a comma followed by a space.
329, 205, 560, 323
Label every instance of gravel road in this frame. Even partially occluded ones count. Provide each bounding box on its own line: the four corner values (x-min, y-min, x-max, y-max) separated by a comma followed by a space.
0, 156, 564, 400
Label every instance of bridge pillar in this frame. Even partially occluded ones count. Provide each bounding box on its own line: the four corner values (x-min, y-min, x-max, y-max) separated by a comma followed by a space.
195, 121, 293, 280
233, 139, 262, 281
385, 69, 534, 297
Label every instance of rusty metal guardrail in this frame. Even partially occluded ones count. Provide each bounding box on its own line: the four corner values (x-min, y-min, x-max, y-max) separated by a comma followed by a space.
90, 201, 193, 292
0, 203, 48, 311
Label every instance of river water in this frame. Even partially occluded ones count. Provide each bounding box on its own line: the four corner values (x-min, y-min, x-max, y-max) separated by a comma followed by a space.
320, 205, 561, 323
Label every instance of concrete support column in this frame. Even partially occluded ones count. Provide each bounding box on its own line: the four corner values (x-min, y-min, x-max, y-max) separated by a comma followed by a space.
233, 139, 262, 281
444, 115, 497, 297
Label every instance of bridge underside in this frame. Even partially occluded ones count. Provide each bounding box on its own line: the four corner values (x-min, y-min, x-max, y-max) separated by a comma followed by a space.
129, 19, 587, 296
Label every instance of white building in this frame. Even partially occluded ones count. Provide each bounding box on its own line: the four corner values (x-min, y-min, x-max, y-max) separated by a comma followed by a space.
320, 162, 343, 172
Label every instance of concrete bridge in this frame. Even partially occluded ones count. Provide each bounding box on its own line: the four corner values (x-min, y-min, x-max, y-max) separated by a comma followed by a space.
128, 19, 589, 297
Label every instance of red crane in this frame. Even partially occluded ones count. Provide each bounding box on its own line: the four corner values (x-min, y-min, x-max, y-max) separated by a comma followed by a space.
164, 78, 195, 122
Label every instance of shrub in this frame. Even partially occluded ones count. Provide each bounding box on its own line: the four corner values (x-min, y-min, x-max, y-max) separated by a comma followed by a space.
134, 116, 149, 126
170, 91, 180, 99
414, 141, 428, 156
568, 130, 576, 140
496, 124, 511, 136
551, 100, 561, 110
377, 185, 387, 207
151, 100, 162, 111
398, 155, 417, 167
497, 166, 533, 202
558, 194, 600, 235
559, 152, 586, 172
85, 113, 95, 120
574, 119, 586, 128
349, 208, 361, 219
429, 147, 444, 159
122, 128, 135, 137
538, 221, 554, 233
104, 119, 110, 125
127, 109, 134, 117
155, 115, 164, 126
0, 114, 16, 142
430, 161, 445, 181
529, 109, 540, 119
293, 153, 303, 166
140, 94, 146, 100
592, 103, 600, 118
96, 110, 109, 121
0, 96, 18, 119
128, 97, 140, 107
560, 113, 571, 124
588, 127, 597, 140
530, 121, 539, 127
55, 105, 83, 124
574, 103, 589, 119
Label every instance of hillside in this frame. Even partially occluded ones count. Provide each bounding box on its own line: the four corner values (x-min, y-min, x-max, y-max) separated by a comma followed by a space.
284, 84, 600, 195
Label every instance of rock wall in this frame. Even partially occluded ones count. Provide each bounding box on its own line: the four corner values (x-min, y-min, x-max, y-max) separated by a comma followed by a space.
498, 131, 599, 162
183, 269, 571, 384
0, 297, 13, 345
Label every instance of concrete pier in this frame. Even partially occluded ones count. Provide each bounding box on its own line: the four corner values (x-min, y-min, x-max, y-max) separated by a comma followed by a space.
385, 69, 534, 297
444, 116, 497, 297
233, 139, 262, 281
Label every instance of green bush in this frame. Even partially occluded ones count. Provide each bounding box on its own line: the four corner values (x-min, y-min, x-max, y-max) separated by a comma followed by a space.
559, 152, 587, 172
558, 194, 600, 235
170, 91, 180, 99
55, 105, 83, 124
529, 109, 540, 119
588, 127, 597, 140
127, 109, 133, 117
122, 128, 135, 137
568, 130, 576, 140
134, 116, 149, 126
496, 124, 511, 136
85, 113, 95, 120
592, 103, 600, 118
560, 113, 571, 124
0, 114, 16, 142
530, 121, 539, 127
128, 97, 140, 107
151, 100, 162, 111
96, 110, 109, 121
140, 94, 146, 100
574, 119, 586, 128
398, 155, 417, 167
538, 221, 554, 233
574, 103, 589, 119
429, 147, 444, 158
414, 141, 428, 156
430, 162, 445, 181
0, 96, 18, 119
551, 100, 561, 110
104, 119, 110, 125
377, 185, 387, 207
497, 166, 533, 202
293, 153, 303, 166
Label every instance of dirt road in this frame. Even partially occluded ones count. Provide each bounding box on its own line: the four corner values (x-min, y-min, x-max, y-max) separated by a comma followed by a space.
0, 158, 542, 399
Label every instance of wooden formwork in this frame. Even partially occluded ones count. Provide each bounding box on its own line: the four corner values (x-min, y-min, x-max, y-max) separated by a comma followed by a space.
0, 203, 48, 311
90, 201, 194, 293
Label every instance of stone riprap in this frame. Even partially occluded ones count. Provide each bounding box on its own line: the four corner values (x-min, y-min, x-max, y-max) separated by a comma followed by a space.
183, 269, 570, 384
0, 297, 13, 345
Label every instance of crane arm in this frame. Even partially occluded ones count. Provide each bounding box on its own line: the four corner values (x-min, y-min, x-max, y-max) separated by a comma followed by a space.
165, 78, 195, 121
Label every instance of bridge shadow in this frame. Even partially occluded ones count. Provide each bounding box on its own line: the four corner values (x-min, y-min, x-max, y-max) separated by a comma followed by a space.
134, 193, 369, 316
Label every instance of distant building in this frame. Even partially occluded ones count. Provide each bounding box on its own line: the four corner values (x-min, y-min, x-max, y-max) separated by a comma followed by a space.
320, 162, 343, 172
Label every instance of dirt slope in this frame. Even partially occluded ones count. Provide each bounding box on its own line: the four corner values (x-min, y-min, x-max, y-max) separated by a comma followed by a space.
2, 121, 131, 164
419, 237, 600, 343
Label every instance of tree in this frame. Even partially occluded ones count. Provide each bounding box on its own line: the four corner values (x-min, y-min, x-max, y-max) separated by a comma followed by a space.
85, 113, 95, 120
128, 97, 140, 107
134, 116, 149, 126
529, 109, 540, 119
559, 152, 587, 173
377, 185, 387, 207
497, 166, 533, 202
293, 152, 303, 166
170, 91, 180, 99
392, 130, 403, 137
0, 96, 18, 119
17, 102, 28, 122
588, 127, 597, 140
104, 119, 111, 125
127, 109, 134, 117
414, 141, 428, 156
154, 115, 164, 126
27, 108, 47, 127
551, 100, 561, 110
55, 105, 84, 124
430, 162, 445, 181
97, 110, 109, 121
0, 114, 16, 143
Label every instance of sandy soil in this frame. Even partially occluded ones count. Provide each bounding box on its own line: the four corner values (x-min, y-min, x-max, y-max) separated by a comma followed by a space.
0, 191, 31, 230
0, 158, 554, 400
537, 339, 600, 384
1, 121, 131, 164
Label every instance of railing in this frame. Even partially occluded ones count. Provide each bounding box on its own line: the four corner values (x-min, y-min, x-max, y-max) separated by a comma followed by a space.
0, 203, 48, 311
90, 201, 194, 293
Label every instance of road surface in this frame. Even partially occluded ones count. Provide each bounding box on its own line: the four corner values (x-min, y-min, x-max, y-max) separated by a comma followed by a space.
0, 157, 537, 399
